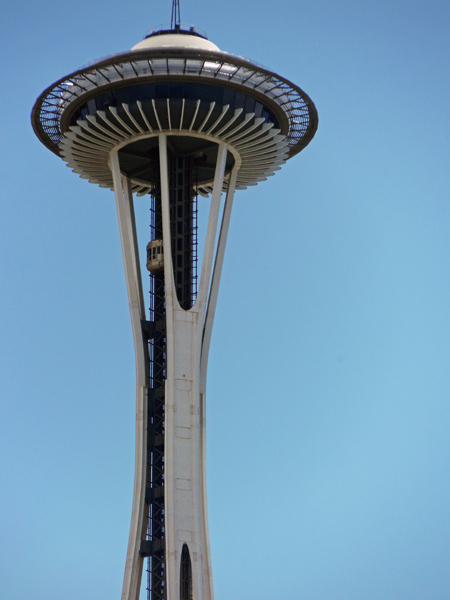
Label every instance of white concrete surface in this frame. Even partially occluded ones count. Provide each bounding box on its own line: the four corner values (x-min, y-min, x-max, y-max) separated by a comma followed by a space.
131, 33, 220, 53
111, 151, 149, 600
111, 136, 236, 600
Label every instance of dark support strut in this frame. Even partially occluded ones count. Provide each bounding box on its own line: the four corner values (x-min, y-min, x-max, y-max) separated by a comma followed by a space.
146, 158, 167, 600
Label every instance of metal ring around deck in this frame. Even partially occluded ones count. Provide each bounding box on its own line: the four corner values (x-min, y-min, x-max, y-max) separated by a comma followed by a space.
31, 47, 318, 168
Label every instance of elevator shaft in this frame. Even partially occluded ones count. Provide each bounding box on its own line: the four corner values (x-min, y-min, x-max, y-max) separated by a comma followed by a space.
146, 151, 198, 600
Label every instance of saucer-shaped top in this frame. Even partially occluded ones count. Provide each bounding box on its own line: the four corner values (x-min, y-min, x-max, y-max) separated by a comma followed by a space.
31, 27, 318, 193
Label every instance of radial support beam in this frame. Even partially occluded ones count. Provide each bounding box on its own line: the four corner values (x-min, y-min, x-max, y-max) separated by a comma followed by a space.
111, 150, 149, 600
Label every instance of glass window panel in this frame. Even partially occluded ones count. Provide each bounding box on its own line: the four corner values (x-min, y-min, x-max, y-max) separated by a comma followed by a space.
251, 74, 266, 86
182, 83, 198, 99
106, 91, 117, 107
168, 60, 185, 73
169, 84, 183, 99
140, 83, 155, 100
223, 88, 235, 106
203, 61, 219, 75
210, 86, 224, 104
116, 87, 129, 104
156, 84, 169, 98
258, 78, 276, 93
215, 70, 229, 81
233, 68, 250, 83
276, 93, 289, 104
121, 65, 135, 78
87, 99, 96, 115
254, 102, 263, 118
219, 64, 236, 77
128, 86, 142, 102
234, 92, 245, 108
185, 59, 202, 73
134, 61, 149, 74
95, 95, 106, 111
196, 86, 211, 102
244, 96, 255, 113
152, 59, 167, 73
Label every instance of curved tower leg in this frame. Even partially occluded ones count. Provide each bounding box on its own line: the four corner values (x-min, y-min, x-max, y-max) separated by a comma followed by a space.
111, 150, 149, 600
198, 166, 239, 590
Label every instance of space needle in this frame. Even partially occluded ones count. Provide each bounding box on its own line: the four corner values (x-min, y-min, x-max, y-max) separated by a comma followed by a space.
31, 2, 318, 599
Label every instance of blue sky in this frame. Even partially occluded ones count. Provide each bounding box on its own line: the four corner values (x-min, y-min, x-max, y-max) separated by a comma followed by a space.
1, 1, 450, 599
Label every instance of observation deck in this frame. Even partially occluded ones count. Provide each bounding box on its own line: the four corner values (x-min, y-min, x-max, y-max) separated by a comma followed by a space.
32, 28, 318, 196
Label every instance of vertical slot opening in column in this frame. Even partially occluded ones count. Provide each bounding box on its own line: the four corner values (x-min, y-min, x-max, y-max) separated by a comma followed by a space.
180, 543, 193, 600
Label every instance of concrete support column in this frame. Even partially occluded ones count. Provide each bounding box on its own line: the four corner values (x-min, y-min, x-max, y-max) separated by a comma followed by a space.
160, 138, 228, 600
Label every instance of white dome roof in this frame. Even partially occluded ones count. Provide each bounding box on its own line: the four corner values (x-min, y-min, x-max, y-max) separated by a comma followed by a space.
131, 33, 220, 52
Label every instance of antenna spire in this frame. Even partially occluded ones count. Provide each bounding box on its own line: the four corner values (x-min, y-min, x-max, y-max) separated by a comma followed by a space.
171, 0, 181, 30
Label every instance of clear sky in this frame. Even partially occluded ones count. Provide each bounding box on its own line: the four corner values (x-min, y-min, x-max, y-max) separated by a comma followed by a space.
1, 1, 450, 599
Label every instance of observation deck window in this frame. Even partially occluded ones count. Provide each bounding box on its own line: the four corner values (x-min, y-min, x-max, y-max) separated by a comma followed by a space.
69, 81, 280, 129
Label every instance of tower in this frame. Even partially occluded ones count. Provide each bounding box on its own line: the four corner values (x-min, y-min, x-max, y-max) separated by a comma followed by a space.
31, 7, 318, 600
